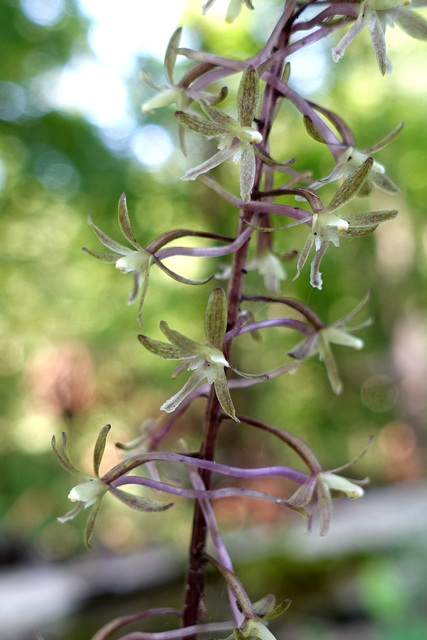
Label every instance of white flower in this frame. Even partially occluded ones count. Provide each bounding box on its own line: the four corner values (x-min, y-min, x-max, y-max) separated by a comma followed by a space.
68, 478, 108, 508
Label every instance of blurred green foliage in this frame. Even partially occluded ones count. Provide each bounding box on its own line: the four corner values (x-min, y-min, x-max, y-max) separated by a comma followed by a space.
0, 0, 426, 637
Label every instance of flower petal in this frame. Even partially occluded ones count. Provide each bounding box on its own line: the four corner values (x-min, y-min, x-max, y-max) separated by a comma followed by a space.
164, 27, 182, 86
396, 9, 427, 40
239, 146, 256, 202
138, 333, 189, 359
205, 288, 227, 349
159, 320, 205, 355
87, 215, 133, 255
327, 158, 374, 213
161, 367, 208, 413
118, 193, 142, 250
213, 369, 238, 421
181, 146, 236, 181
93, 424, 111, 478
237, 66, 260, 127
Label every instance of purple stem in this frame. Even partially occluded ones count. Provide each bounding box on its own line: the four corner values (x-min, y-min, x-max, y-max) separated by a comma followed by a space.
116, 620, 235, 640
103, 451, 309, 485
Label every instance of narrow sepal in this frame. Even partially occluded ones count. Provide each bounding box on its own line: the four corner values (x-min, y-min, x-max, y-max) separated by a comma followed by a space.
137, 333, 188, 359
237, 66, 260, 127
214, 370, 239, 421
262, 599, 292, 621
161, 367, 207, 413
164, 27, 182, 86
87, 215, 133, 255
57, 502, 84, 524
84, 497, 103, 548
81, 248, 119, 263
316, 474, 332, 537
252, 594, 276, 618
363, 121, 404, 154
240, 146, 256, 202
51, 434, 82, 476
174, 111, 228, 137
160, 321, 205, 355
153, 255, 214, 286
182, 146, 236, 181
200, 99, 235, 128
369, 171, 399, 194
118, 193, 141, 249
93, 424, 111, 478
109, 486, 174, 512
327, 157, 373, 213
205, 288, 227, 349
318, 334, 343, 395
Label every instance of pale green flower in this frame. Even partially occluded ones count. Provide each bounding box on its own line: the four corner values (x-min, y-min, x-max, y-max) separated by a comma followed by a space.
304, 119, 403, 196
294, 158, 397, 289
175, 67, 262, 202
288, 443, 369, 536
138, 288, 240, 421
289, 292, 371, 394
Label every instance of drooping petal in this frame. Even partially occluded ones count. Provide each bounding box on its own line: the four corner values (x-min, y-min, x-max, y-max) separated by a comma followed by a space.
84, 496, 104, 548
318, 334, 343, 394
161, 366, 208, 413
309, 240, 329, 290
239, 146, 256, 202
315, 474, 333, 537
57, 502, 84, 524
332, 12, 367, 62
213, 368, 238, 421
367, 10, 392, 74
182, 146, 236, 181
293, 229, 315, 282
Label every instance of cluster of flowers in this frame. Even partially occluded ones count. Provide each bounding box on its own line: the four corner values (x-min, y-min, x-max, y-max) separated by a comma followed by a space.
52, 1, 426, 638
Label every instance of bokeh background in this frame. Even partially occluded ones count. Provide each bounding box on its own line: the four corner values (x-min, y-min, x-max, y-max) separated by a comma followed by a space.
1, 0, 426, 639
